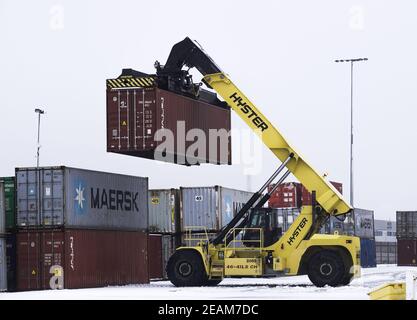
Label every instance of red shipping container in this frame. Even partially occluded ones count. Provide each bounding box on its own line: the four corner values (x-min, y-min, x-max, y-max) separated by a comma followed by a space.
17, 229, 149, 291
268, 182, 302, 208
106, 83, 232, 165
301, 181, 343, 206
148, 234, 163, 279
397, 239, 417, 266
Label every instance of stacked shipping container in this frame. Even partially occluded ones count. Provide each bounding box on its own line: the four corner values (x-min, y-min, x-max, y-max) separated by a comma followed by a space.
267, 181, 342, 208
0, 177, 17, 291
180, 186, 255, 232
148, 189, 180, 280
147, 186, 254, 279
15, 166, 150, 290
0, 181, 6, 291
396, 211, 417, 266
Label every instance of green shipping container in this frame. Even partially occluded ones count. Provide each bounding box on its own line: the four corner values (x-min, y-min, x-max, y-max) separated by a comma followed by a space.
0, 177, 15, 230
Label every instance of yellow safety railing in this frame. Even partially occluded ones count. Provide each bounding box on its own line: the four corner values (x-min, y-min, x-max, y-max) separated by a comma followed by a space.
224, 228, 263, 255
183, 226, 210, 247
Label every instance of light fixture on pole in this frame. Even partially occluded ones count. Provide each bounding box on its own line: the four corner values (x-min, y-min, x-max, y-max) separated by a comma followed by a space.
334, 58, 368, 207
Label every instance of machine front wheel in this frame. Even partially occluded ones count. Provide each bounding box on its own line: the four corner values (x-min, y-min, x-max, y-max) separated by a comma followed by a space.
204, 279, 223, 286
307, 250, 345, 287
167, 250, 208, 287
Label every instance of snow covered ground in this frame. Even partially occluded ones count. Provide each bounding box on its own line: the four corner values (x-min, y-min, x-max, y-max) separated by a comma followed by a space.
1, 265, 416, 300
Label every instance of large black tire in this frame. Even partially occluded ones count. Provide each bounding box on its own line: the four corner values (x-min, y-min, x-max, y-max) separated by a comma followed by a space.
204, 279, 223, 286
307, 250, 345, 287
166, 250, 208, 287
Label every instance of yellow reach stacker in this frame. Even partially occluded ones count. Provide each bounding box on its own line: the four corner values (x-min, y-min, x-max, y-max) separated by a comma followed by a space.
150, 37, 362, 288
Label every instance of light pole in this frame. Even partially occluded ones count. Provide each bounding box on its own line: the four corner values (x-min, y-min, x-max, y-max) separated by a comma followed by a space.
335, 58, 368, 207
35, 108, 45, 168
34, 108, 45, 227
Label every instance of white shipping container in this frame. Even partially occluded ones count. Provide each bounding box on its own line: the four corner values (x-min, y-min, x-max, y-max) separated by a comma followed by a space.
180, 186, 254, 231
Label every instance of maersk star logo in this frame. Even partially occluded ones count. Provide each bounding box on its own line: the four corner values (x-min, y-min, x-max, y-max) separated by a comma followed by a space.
74, 181, 86, 214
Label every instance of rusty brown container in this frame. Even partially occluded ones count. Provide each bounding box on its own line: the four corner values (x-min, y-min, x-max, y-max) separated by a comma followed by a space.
267, 182, 302, 208
106, 85, 231, 165
397, 239, 417, 266
301, 181, 343, 206
148, 234, 163, 279
16, 229, 149, 291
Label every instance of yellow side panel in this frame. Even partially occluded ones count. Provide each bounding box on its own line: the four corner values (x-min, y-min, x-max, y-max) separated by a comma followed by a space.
224, 258, 263, 276
204, 73, 351, 216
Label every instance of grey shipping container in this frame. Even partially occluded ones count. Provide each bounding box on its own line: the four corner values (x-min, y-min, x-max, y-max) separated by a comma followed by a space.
318, 208, 374, 239
148, 189, 180, 233
16, 166, 148, 231
180, 186, 254, 231
0, 182, 5, 234
353, 208, 375, 239
0, 238, 6, 291
396, 211, 417, 239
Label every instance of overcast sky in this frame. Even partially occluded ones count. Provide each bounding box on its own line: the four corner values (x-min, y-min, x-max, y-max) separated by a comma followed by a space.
1, 0, 416, 220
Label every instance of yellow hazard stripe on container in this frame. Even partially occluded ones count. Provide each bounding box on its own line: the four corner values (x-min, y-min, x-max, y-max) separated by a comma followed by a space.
106, 77, 155, 88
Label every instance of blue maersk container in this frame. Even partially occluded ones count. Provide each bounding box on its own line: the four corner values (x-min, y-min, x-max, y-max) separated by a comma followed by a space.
360, 238, 377, 268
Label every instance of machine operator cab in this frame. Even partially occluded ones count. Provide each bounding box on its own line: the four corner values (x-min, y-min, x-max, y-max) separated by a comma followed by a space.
242, 208, 283, 247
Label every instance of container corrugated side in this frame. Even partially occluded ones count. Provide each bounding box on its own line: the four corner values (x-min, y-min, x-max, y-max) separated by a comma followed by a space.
6, 233, 16, 291
360, 238, 377, 268
162, 234, 176, 279
353, 208, 375, 239
219, 187, 254, 228
0, 182, 5, 234
16, 229, 149, 290
16, 166, 148, 231
396, 211, 417, 239
180, 187, 218, 231
0, 177, 15, 230
106, 87, 232, 165
0, 238, 7, 291
397, 239, 417, 266
148, 234, 163, 279
268, 182, 302, 208
148, 189, 179, 233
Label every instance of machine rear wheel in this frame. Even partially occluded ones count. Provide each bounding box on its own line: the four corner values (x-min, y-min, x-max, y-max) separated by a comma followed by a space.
307, 250, 345, 287
167, 250, 208, 287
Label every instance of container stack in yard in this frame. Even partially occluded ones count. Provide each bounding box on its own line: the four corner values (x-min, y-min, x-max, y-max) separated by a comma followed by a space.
0, 177, 17, 292
0, 181, 7, 291
396, 211, 417, 266
15, 166, 150, 290
147, 186, 254, 279
148, 189, 180, 280
106, 69, 232, 166
375, 220, 397, 264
